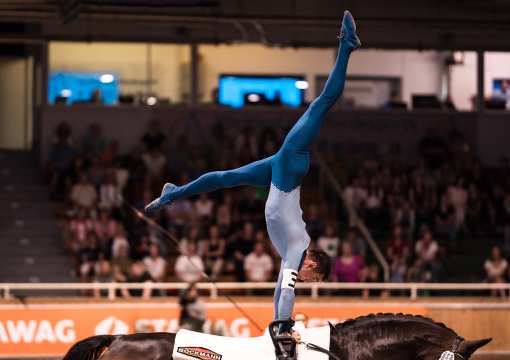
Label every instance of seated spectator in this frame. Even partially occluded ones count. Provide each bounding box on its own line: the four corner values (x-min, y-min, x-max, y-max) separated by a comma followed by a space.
142, 147, 167, 180
179, 283, 206, 332
435, 194, 457, 243
111, 225, 130, 259
99, 170, 122, 210
317, 223, 340, 263
407, 258, 431, 282
93, 259, 115, 298
238, 188, 264, 223
179, 225, 201, 255
68, 208, 93, 253
344, 227, 366, 258
165, 198, 196, 234
361, 264, 387, 298
415, 229, 442, 281
244, 242, 274, 282
70, 173, 98, 210
47, 122, 76, 200
485, 246, 508, 297
386, 225, 409, 264
202, 225, 226, 280
333, 241, 365, 282
393, 200, 416, 237
141, 119, 166, 152
216, 203, 232, 235
77, 232, 100, 281
93, 210, 117, 256
305, 204, 324, 241
415, 229, 439, 264
447, 177, 468, 229
112, 244, 132, 282
226, 222, 255, 281
194, 194, 214, 222
175, 243, 205, 283
143, 243, 167, 282
82, 123, 106, 157
390, 257, 407, 283
121, 262, 152, 299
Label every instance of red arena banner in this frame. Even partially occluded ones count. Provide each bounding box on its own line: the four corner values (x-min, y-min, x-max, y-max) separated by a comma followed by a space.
0, 302, 427, 357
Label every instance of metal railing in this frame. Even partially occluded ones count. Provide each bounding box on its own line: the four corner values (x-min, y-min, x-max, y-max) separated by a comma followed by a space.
2, 282, 510, 301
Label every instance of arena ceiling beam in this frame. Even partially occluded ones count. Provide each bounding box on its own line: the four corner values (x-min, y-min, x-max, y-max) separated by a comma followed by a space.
0, 0, 509, 51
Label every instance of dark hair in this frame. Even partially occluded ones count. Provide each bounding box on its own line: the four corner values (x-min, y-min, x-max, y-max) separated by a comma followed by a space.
308, 249, 331, 281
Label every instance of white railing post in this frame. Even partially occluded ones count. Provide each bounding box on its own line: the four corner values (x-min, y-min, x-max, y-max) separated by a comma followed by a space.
311, 284, 319, 299
410, 284, 418, 301
108, 283, 116, 300
3, 285, 10, 300
210, 286, 218, 299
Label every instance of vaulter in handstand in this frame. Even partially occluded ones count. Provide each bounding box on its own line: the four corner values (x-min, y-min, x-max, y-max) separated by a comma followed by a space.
146, 10, 360, 336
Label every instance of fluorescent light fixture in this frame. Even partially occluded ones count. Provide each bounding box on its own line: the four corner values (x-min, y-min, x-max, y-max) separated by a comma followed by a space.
60, 89, 72, 97
295, 80, 309, 90
99, 74, 115, 84
247, 93, 261, 102
146, 96, 157, 106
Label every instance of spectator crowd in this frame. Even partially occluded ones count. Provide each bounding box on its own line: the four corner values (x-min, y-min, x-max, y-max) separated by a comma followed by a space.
45, 119, 510, 298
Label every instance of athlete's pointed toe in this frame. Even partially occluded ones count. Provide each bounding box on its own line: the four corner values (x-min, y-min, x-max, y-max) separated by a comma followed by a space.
144, 198, 161, 213
339, 10, 361, 50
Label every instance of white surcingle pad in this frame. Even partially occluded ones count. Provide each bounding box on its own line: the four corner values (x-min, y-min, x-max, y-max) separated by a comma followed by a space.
172, 325, 331, 360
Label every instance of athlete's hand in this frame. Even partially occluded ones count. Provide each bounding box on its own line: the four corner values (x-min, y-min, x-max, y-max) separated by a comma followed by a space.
291, 331, 301, 343
280, 331, 301, 343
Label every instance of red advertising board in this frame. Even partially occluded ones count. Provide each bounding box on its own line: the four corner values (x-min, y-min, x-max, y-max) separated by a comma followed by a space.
0, 302, 427, 357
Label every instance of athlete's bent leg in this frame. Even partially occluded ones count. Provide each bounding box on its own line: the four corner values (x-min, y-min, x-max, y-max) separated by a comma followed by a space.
145, 155, 273, 212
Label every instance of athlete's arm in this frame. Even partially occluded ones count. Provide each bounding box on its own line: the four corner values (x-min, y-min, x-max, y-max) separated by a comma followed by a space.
274, 251, 302, 332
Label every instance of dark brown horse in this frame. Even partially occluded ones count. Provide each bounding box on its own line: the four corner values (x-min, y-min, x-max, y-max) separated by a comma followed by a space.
63, 313, 491, 360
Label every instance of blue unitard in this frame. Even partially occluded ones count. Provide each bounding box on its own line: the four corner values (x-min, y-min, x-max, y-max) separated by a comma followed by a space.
146, 10, 360, 329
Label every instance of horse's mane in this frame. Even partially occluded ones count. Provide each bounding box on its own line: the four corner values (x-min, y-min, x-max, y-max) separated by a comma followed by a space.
332, 313, 457, 336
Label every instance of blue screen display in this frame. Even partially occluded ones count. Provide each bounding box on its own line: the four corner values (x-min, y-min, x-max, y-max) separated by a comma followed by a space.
218, 75, 305, 108
48, 71, 119, 105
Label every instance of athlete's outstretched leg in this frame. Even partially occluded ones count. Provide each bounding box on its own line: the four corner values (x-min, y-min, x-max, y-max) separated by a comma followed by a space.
281, 10, 360, 152
145, 155, 273, 212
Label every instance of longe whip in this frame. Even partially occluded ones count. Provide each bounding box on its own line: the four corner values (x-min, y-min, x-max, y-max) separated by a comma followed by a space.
120, 197, 264, 332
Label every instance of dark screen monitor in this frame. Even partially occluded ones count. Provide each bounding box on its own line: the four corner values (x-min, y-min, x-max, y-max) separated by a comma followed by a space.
412, 95, 442, 109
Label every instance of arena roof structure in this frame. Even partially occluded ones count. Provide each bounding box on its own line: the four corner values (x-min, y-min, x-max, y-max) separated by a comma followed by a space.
0, 0, 509, 50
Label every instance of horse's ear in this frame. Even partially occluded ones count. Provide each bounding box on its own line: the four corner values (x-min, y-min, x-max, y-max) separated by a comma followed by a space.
327, 321, 335, 331
458, 338, 492, 358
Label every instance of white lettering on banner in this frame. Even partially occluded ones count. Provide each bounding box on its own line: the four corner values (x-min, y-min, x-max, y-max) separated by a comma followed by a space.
55, 320, 76, 343
0, 322, 8, 343
35, 321, 56, 343
0, 320, 76, 344
230, 318, 250, 337
6, 320, 37, 343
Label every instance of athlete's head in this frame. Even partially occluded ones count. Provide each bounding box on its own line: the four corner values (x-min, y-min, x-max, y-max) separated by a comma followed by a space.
298, 249, 331, 282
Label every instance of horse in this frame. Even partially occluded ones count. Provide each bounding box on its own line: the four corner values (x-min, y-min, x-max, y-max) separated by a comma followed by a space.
62, 313, 491, 360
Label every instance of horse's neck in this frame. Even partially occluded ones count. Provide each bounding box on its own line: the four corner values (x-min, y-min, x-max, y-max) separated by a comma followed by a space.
332, 329, 421, 360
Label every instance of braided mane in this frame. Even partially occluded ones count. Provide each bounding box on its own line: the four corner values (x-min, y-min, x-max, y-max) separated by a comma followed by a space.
332, 313, 457, 336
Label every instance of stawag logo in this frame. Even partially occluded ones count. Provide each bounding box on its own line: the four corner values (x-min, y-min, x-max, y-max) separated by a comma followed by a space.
95, 316, 129, 335
177, 347, 223, 360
